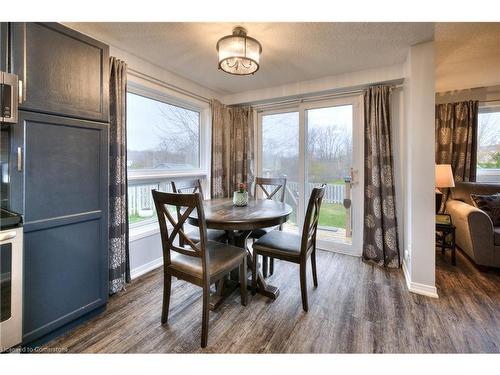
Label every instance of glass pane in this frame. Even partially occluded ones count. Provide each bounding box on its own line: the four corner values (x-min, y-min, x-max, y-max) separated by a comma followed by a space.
127, 92, 200, 174
261, 112, 300, 233
128, 182, 161, 226
477, 109, 500, 182
306, 105, 353, 244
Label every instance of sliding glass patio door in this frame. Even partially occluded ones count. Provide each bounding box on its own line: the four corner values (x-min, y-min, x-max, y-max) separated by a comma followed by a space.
259, 111, 301, 233
257, 96, 363, 256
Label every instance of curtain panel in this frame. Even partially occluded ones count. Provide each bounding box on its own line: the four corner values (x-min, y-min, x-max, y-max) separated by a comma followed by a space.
211, 99, 254, 198
435, 101, 478, 212
362, 85, 401, 268
109, 57, 130, 294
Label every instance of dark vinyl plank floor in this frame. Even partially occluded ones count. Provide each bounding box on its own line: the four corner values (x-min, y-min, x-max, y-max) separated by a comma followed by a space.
43, 249, 500, 353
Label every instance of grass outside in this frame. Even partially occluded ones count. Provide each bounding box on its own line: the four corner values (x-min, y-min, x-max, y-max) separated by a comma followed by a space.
129, 214, 154, 224
319, 202, 346, 229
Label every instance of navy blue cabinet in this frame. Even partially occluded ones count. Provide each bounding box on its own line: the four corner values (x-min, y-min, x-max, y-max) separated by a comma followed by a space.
6, 22, 110, 345
12, 111, 109, 344
10, 22, 109, 122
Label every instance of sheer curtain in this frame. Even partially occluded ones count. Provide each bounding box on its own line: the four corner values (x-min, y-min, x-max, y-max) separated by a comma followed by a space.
362, 85, 401, 268
109, 57, 130, 294
211, 99, 254, 198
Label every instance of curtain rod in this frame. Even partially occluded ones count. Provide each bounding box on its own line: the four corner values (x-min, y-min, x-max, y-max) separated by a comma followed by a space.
252, 83, 403, 112
127, 68, 212, 104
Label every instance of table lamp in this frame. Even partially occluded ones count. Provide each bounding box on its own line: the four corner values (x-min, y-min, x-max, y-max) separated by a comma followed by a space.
435, 164, 455, 213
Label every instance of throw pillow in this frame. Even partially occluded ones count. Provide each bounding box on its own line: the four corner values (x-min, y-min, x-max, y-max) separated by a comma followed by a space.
470, 193, 500, 226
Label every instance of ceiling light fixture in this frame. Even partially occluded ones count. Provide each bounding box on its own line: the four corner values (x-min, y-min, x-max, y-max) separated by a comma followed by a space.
216, 26, 262, 75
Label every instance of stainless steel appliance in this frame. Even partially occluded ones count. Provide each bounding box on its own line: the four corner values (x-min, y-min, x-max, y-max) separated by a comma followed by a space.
1, 70, 23, 351
0, 71, 20, 124
0, 208, 23, 351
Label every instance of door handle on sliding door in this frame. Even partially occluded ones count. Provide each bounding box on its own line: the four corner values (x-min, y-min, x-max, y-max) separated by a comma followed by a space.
350, 168, 359, 185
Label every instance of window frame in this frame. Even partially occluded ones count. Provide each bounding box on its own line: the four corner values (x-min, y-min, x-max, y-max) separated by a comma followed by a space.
477, 101, 500, 182
126, 78, 211, 236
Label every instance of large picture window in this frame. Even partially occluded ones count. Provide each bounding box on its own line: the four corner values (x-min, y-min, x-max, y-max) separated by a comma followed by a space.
126, 90, 207, 230
477, 104, 500, 182
127, 92, 201, 173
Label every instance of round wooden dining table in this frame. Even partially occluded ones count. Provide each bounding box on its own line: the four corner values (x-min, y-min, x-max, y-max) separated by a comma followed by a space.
187, 198, 292, 310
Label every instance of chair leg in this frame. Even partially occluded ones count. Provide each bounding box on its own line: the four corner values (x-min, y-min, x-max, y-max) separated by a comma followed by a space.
161, 274, 172, 324
262, 256, 269, 278
269, 257, 274, 276
239, 258, 248, 306
300, 262, 308, 312
252, 249, 258, 295
311, 250, 318, 288
201, 284, 210, 348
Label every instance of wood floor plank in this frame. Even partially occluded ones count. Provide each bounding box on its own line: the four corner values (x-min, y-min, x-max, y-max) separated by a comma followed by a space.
42, 249, 500, 353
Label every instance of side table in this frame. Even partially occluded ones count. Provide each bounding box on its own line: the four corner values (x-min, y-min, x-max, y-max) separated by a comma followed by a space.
436, 214, 456, 266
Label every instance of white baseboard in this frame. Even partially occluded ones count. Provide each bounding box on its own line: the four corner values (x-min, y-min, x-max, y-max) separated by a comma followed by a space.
402, 260, 439, 298
130, 257, 163, 280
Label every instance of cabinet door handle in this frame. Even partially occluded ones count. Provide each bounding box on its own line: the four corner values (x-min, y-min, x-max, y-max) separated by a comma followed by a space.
17, 146, 23, 172
18, 80, 24, 104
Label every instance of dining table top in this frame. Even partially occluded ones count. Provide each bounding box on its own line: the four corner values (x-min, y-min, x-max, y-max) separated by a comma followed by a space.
187, 198, 293, 231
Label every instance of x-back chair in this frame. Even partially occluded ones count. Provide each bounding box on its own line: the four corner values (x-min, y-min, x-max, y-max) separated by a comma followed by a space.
171, 179, 227, 244
152, 190, 247, 348
249, 177, 287, 277
252, 184, 326, 312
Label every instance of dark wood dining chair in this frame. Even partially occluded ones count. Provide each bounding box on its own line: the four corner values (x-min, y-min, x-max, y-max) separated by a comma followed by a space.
252, 184, 326, 312
249, 177, 287, 278
171, 179, 227, 244
152, 190, 247, 348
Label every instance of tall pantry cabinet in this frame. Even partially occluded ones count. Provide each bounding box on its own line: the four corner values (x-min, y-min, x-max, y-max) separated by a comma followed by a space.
5, 22, 109, 345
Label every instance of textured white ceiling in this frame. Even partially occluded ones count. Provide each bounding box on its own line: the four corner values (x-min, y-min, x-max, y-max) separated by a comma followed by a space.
436, 22, 500, 68
67, 22, 434, 95
435, 23, 500, 92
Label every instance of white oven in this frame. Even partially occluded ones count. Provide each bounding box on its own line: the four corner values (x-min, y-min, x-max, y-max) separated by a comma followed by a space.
0, 224, 23, 351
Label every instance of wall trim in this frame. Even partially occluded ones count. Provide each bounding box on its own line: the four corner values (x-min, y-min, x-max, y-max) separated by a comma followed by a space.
130, 257, 163, 280
402, 259, 439, 298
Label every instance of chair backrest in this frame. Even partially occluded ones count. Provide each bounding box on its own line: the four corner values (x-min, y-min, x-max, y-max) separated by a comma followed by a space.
152, 190, 208, 275
171, 179, 205, 200
254, 177, 287, 202
300, 185, 326, 258
171, 179, 205, 246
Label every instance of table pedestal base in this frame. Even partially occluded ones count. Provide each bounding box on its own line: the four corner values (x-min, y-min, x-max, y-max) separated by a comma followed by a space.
208, 230, 280, 310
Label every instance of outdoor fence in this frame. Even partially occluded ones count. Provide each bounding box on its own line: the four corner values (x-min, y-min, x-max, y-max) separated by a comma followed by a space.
128, 181, 346, 217
286, 182, 345, 204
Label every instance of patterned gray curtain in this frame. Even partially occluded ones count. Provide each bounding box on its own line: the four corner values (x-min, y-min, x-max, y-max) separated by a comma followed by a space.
362, 85, 401, 268
211, 99, 254, 198
211, 100, 230, 199
109, 57, 130, 294
229, 106, 255, 194
435, 101, 478, 212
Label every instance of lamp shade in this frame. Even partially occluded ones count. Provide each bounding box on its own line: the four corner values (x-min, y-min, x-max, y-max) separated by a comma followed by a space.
435, 164, 455, 188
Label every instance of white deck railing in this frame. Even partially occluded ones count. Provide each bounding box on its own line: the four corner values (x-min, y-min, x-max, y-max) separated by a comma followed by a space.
128, 181, 346, 217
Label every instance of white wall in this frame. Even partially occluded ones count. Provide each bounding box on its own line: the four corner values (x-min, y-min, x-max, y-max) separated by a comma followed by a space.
401, 42, 437, 298
435, 23, 500, 93
223, 64, 405, 105
436, 54, 500, 93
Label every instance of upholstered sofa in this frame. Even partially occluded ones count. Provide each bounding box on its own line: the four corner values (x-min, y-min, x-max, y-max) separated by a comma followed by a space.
446, 182, 500, 268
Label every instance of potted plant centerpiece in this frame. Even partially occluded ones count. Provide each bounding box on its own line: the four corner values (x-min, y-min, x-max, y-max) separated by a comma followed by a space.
233, 183, 249, 207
